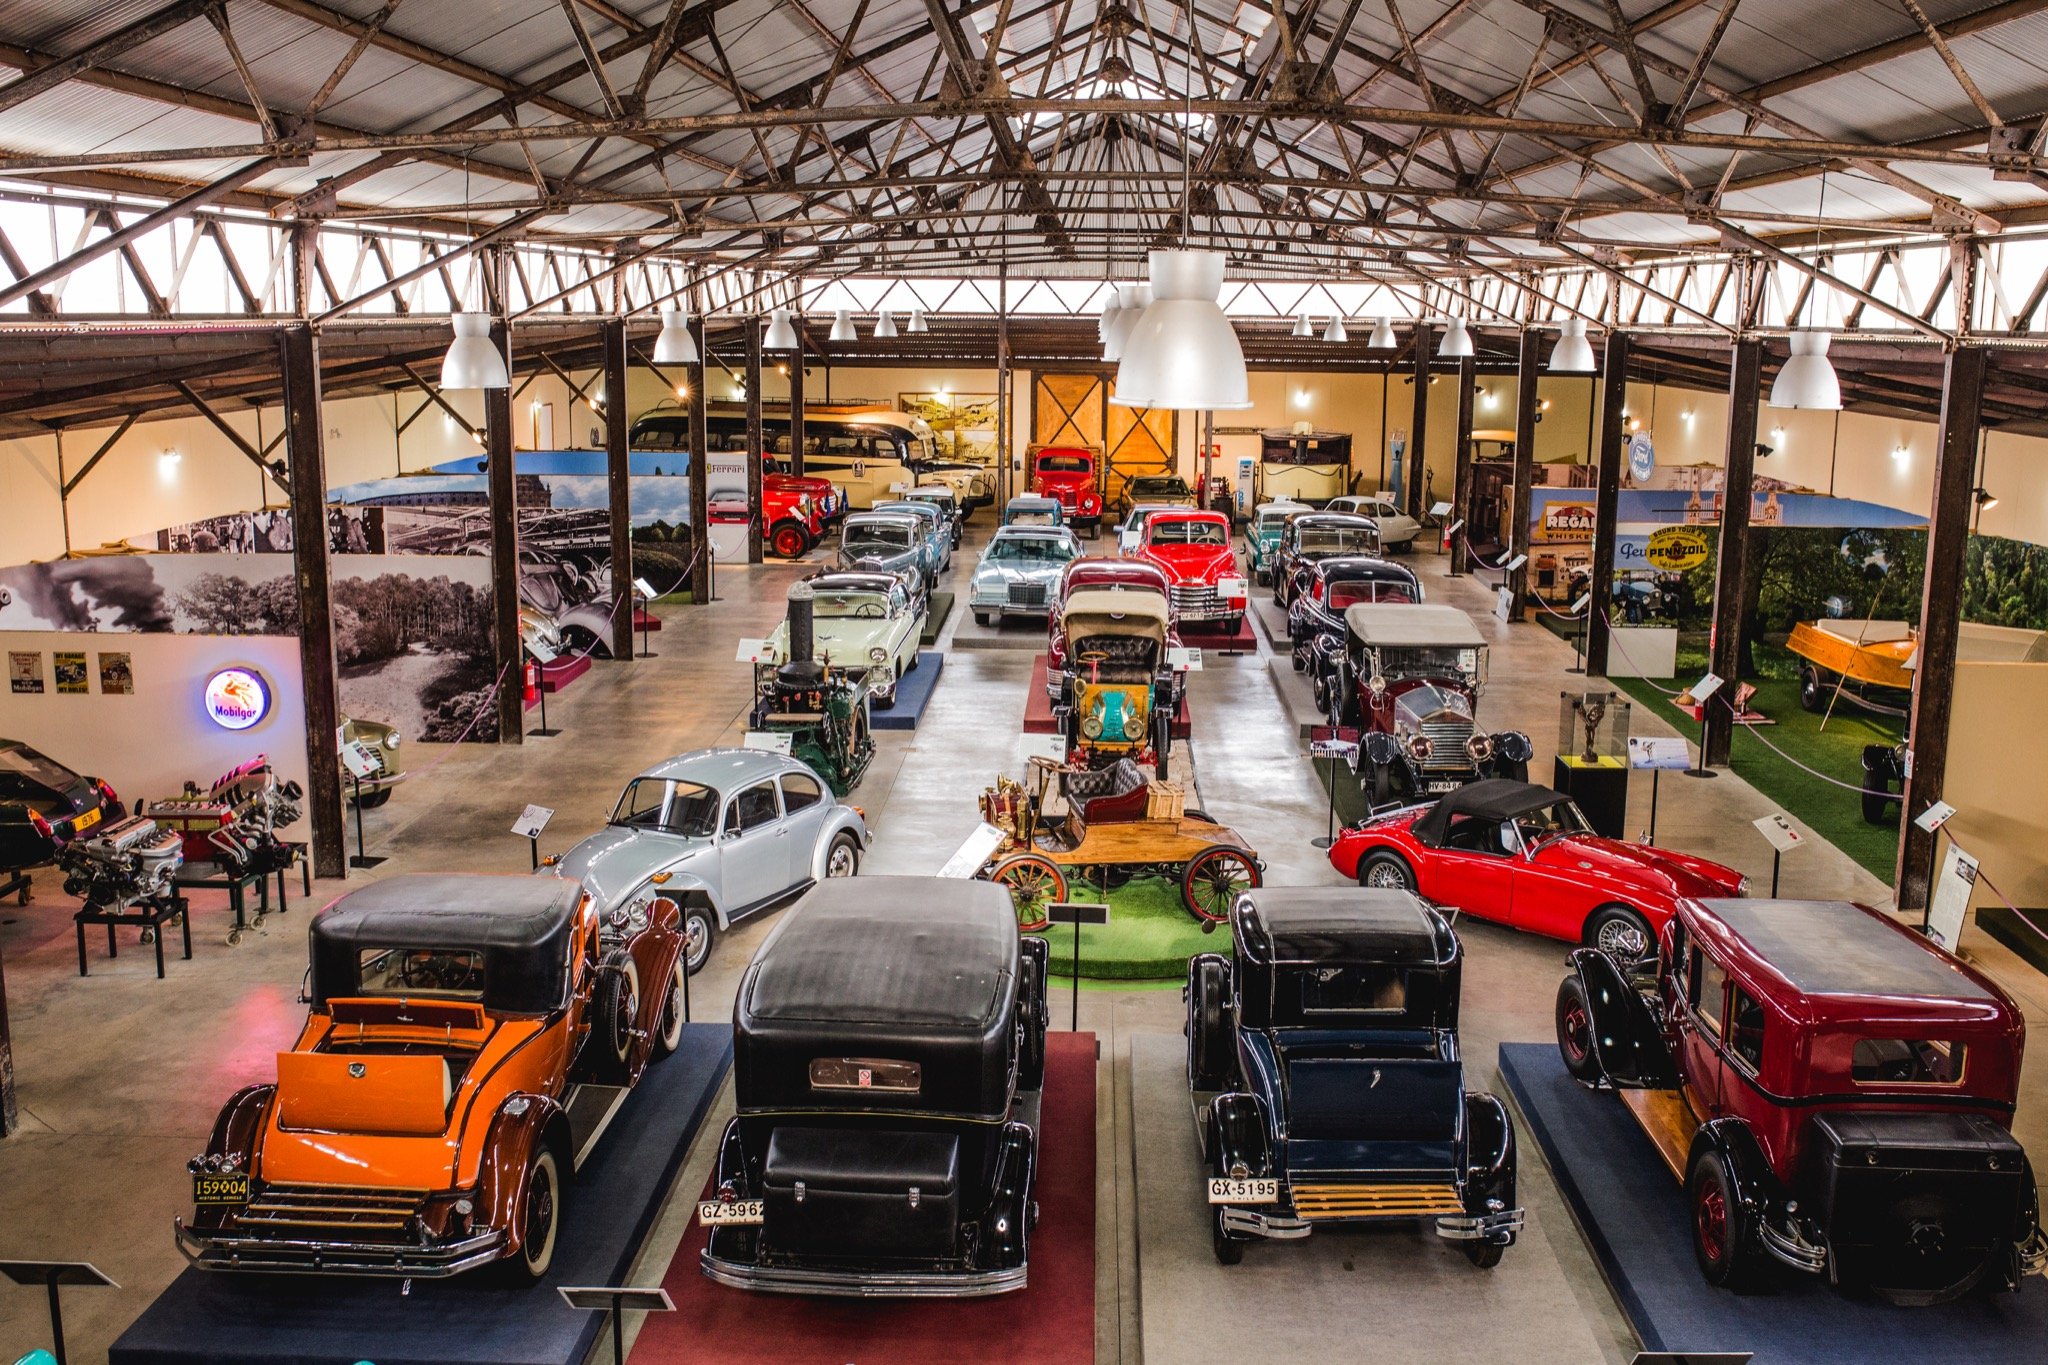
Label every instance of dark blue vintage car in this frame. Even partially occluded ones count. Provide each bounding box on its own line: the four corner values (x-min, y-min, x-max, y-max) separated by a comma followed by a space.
1185, 887, 1522, 1265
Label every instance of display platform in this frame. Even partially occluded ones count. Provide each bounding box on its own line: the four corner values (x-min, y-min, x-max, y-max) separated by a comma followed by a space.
1251, 599, 1292, 652
921, 590, 953, 645
108, 1024, 734, 1365
632, 608, 663, 632
1023, 655, 1192, 737
1033, 870, 1215, 980
1267, 656, 1320, 738
1180, 614, 1257, 654
1499, 1042, 2048, 1364
869, 651, 943, 731
538, 653, 591, 693
633, 1030, 1097, 1364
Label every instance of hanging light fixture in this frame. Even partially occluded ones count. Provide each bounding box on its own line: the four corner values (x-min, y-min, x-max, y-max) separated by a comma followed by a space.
1102, 284, 1148, 363
1112, 250, 1252, 410
763, 308, 799, 349
1322, 315, 1348, 344
652, 307, 697, 364
1436, 317, 1474, 359
1770, 329, 1842, 409
441, 312, 508, 389
906, 307, 929, 334
1548, 318, 1596, 373
873, 309, 898, 339
1292, 314, 1314, 339
1099, 293, 1120, 340
1367, 316, 1397, 350
828, 309, 857, 343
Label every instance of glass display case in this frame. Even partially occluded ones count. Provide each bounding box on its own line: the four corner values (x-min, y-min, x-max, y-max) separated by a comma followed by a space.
1558, 690, 1631, 769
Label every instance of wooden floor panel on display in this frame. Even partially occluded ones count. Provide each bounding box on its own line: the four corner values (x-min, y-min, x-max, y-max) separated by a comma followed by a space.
632, 1030, 1098, 1364
1617, 1086, 1699, 1181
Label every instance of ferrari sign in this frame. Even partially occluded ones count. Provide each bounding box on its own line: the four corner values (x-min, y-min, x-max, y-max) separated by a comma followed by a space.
1644, 525, 1711, 572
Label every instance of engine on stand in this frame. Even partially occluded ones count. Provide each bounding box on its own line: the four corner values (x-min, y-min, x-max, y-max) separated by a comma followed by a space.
59, 814, 185, 914
141, 757, 304, 881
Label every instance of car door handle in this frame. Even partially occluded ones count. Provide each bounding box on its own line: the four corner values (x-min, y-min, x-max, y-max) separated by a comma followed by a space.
774, 828, 789, 837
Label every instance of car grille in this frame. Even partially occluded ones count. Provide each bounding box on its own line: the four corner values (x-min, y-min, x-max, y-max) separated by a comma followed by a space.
1008, 582, 1047, 608
225, 1183, 429, 1242
1289, 1182, 1465, 1221
1420, 717, 1474, 771
1170, 583, 1222, 617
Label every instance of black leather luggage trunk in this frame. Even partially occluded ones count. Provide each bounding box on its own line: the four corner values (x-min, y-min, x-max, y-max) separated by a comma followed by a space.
763, 1126, 962, 1259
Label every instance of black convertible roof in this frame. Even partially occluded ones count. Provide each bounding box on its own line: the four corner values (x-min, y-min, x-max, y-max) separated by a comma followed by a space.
1411, 779, 1565, 848
1236, 887, 1455, 967
310, 874, 582, 1014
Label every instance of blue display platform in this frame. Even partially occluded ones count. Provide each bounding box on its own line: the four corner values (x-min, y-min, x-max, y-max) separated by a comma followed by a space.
1499, 1042, 2048, 1363
109, 1024, 733, 1365
870, 650, 942, 731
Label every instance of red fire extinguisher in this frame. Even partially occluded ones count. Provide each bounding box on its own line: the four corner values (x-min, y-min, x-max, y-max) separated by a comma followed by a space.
523, 657, 539, 704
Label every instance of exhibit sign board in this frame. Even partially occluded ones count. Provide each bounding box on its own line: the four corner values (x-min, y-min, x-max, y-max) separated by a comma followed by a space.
1925, 843, 1980, 951
742, 731, 793, 754
938, 822, 1008, 878
1627, 737, 1692, 770
511, 805, 554, 839
1753, 813, 1805, 854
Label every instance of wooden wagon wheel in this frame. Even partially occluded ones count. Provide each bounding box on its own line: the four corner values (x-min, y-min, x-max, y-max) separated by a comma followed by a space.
1181, 846, 1261, 927
990, 854, 1067, 933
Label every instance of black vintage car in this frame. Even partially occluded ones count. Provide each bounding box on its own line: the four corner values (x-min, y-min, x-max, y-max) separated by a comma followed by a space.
1186, 887, 1522, 1266
700, 876, 1050, 1296
1271, 512, 1381, 610
0, 739, 123, 895
1289, 556, 1424, 674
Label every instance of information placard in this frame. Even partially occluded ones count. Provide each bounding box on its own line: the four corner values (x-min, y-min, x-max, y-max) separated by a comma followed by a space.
340, 740, 380, 779
1627, 736, 1692, 770
1430, 501, 1453, 518
734, 638, 772, 663
742, 731, 793, 754
1690, 672, 1725, 704
1167, 646, 1204, 672
1914, 799, 1958, 834
1753, 813, 1805, 853
1925, 842, 1980, 950
938, 822, 1009, 878
632, 577, 657, 600
511, 804, 554, 839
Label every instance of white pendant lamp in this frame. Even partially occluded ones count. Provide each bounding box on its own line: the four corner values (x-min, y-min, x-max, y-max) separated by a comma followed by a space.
1367, 316, 1397, 350
1437, 317, 1474, 359
763, 307, 799, 349
1548, 318, 1596, 373
1099, 294, 1120, 340
1323, 315, 1349, 344
873, 309, 898, 339
1112, 249, 1252, 410
1102, 284, 1146, 363
441, 311, 509, 389
828, 309, 857, 343
1770, 329, 1842, 409
906, 307, 929, 334
652, 307, 698, 364
1292, 313, 1314, 339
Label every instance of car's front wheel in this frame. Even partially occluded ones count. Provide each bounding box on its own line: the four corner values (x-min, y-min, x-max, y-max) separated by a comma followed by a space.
1586, 904, 1653, 960
825, 831, 860, 878
681, 904, 717, 975
1357, 849, 1416, 891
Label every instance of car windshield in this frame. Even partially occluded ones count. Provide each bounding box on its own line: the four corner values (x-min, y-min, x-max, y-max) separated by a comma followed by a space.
1135, 478, 1188, 494
0, 743, 74, 790
1039, 455, 1090, 473
1149, 519, 1226, 547
1511, 801, 1593, 847
355, 947, 486, 1001
813, 590, 892, 618
1330, 581, 1415, 608
989, 536, 1075, 563
1300, 528, 1376, 554
610, 777, 721, 836
846, 525, 912, 549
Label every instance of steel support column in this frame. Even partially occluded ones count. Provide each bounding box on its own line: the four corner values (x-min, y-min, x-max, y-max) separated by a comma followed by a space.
279, 322, 345, 878
745, 320, 764, 564
1896, 346, 1989, 909
687, 315, 710, 603
1703, 338, 1762, 769
603, 317, 634, 660
788, 331, 806, 479
1506, 329, 1541, 623
486, 315, 523, 745
1449, 355, 1475, 577
1586, 332, 1630, 677
1406, 325, 1432, 518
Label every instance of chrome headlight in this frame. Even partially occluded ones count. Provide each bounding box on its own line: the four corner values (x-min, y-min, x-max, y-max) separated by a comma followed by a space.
1408, 734, 1433, 761
869, 646, 888, 663
1081, 710, 1104, 739
1466, 733, 1494, 764
384, 731, 402, 749
1735, 875, 1752, 896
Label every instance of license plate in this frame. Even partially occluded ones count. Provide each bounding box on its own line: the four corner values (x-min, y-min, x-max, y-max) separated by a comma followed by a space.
1207, 1177, 1278, 1205
71, 806, 101, 834
698, 1198, 764, 1227
193, 1172, 250, 1206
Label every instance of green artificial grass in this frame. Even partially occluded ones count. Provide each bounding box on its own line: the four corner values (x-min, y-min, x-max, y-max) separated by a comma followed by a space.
1028, 873, 1229, 981
1608, 674, 1903, 884
1313, 755, 1374, 829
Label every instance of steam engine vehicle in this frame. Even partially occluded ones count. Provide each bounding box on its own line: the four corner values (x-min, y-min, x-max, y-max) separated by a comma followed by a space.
1557, 896, 2047, 1303
0, 739, 123, 896
1289, 557, 1424, 673
1046, 558, 1180, 700
1330, 779, 1745, 956
1030, 446, 1105, 534
176, 873, 687, 1279
967, 525, 1084, 626
1188, 888, 1522, 1266
757, 572, 923, 706
698, 876, 1049, 1296
1271, 512, 1382, 610
1055, 590, 1183, 778
1316, 604, 1532, 804
1134, 509, 1247, 635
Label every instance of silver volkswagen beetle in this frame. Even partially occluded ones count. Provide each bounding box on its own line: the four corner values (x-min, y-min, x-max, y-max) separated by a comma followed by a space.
549, 748, 869, 975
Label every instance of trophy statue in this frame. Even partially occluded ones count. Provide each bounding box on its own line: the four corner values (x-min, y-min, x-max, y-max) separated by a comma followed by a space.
1578, 696, 1607, 763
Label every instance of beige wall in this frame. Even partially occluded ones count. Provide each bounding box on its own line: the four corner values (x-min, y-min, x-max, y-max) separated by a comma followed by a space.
1947, 662, 2048, 914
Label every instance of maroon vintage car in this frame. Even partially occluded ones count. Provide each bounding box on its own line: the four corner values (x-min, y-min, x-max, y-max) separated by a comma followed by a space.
1558, 896, 2046, 1304
1031, 446, 1105, 535
1046, 557, 1182, 699
1329, 779, 1745, 956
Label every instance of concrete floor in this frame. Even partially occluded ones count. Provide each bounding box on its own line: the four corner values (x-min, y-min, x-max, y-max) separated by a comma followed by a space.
4, 519, 2047, 1363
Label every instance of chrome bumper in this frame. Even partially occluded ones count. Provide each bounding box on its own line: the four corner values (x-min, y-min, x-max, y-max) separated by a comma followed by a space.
174, 1216, 505, 1278
1434, 1208, 1526, 1243
1761, 1215, 1828, 1274
1218, 1206, 1312, 1240
700, 1251, 1027, 1298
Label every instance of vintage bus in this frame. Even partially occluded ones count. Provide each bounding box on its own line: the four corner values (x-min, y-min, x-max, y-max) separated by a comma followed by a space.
1257, 429, 1352, 505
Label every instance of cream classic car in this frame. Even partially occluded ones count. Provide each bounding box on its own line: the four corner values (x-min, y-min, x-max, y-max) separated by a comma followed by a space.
756, 571, 926, 704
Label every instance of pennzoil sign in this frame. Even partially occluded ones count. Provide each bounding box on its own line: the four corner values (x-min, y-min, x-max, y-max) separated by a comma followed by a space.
1645, 526, 1711, 572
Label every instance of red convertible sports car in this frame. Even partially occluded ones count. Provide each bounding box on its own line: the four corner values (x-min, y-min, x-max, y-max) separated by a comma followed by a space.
1327, 779, 1747, 957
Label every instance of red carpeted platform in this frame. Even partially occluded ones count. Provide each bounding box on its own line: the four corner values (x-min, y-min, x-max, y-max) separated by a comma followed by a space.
633, 608, 663, 631
634, 1030, 1098, 1365
1178, 615, 1257, 653
1024, 656, 1191, 738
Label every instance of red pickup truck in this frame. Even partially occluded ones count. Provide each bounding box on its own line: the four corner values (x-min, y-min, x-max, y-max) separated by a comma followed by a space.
1030, 447, 1104, 536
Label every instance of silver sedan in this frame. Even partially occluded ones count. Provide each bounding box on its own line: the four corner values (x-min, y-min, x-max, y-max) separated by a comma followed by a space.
549, 748, 870, 974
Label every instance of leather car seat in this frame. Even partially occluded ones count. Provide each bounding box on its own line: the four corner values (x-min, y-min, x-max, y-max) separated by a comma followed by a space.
1064, 759, 1150, 825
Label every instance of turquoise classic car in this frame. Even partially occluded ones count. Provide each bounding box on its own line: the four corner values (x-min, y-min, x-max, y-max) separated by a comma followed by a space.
1244, 500, 1310, 586
871, 499, 954, 576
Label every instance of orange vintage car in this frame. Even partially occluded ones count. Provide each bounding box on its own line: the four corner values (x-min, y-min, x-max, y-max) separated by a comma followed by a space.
174, 872, 686, 1279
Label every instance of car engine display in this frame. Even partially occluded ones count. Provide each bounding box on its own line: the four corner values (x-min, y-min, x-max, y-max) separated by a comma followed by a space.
141, 757, 304, 879
59, 813, 185, 913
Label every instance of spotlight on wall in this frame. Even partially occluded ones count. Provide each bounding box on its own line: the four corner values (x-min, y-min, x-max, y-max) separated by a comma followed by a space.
1753, 443, 1774, 460
1891, 444, 1909, 463
158, 449, 182, 479
1975, 486, 2000, 510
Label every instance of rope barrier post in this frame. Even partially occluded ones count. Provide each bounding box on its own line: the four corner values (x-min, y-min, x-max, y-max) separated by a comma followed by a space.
1648, 768, 1660, 845
1770, 846, 1782, 898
